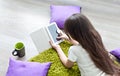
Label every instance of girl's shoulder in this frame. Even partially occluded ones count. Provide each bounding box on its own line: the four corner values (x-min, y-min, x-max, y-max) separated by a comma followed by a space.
69, 45, 88, 54
70, 44, 82, 50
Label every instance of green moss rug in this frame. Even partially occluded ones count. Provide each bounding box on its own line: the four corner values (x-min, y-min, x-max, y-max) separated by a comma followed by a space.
29, 41, 80, 76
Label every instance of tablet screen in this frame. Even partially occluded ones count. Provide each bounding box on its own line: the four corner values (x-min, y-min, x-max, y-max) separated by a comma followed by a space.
48, 24, 59, 43
47, 22, 63, 44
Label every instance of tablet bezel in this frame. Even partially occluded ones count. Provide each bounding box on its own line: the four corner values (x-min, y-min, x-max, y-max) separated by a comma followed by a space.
46, 22, 63, 44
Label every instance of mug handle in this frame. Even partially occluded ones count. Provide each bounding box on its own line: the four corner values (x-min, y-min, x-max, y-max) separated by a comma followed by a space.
12, 50, 18, 56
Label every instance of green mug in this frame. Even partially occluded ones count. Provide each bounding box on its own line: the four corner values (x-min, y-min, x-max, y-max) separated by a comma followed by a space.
12, 42, 25, 57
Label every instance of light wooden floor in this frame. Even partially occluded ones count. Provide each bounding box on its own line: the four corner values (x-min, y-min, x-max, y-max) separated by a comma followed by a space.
0, 0, 120, 76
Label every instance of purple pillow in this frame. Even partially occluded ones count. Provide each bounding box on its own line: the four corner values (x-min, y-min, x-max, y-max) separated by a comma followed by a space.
50, 5, 81, 29
110, 48, 120, 59
6, 58, 51, 76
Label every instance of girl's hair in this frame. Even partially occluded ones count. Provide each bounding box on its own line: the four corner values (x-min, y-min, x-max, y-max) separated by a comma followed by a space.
64, 13, 120, 75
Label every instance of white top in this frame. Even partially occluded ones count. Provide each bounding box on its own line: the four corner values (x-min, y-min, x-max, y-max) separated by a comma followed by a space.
68, 45, 109, 76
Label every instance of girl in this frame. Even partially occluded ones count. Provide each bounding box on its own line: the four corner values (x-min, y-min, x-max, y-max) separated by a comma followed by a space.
49, 13, 120, 76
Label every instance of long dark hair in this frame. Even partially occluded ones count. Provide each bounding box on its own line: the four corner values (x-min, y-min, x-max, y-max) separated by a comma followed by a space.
64, 13, 120, 75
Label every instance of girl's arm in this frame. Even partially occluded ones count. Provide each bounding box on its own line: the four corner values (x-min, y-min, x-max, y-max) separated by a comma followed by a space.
49, 41, 74, 68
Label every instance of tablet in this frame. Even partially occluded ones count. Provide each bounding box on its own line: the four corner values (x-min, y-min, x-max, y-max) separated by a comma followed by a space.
46, 22, 63, 44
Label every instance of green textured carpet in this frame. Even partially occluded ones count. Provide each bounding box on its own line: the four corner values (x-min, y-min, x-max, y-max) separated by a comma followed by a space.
29, 41, 80, 76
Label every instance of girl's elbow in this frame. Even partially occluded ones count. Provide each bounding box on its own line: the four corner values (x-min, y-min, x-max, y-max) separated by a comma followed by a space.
63, 59, 74, 68
64, 62, 74, 68
65, 65, 73, 68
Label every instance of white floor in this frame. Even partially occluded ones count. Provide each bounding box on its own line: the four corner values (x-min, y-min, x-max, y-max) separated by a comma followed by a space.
0, 0, 120, 76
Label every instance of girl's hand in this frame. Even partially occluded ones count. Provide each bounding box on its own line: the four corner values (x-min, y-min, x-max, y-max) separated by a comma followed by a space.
57, 31, 69, 40
57, 31, 79, 45
49, 41, 61, 51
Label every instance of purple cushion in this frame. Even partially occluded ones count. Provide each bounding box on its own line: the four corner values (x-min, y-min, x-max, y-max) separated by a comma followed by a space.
50, 5, 81, 29
110, 48, 120, 59
6, 58, 51, 76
